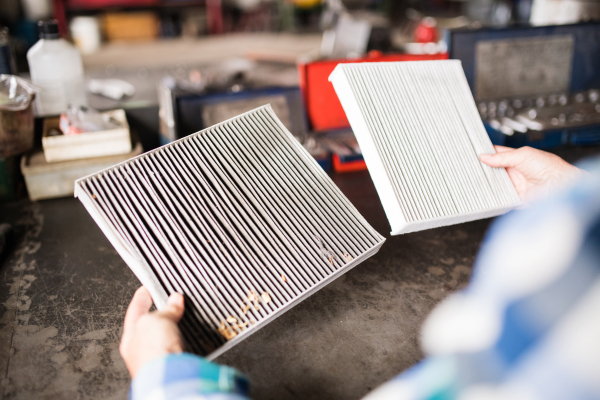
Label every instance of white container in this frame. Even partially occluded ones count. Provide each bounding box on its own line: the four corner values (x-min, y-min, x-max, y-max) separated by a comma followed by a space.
42, 109, 131, 163
70, 17, 101, 55
27, 20, 87, 116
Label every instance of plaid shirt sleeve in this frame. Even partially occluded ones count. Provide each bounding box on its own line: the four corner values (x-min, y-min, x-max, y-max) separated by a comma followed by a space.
363, 157, 600, 400
131, 158, 600, 400
131, 353, 250, 400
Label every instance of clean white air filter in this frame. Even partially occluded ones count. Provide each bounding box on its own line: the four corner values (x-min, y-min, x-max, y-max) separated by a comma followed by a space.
329, 60, 521, 235
74, 105, 385, 359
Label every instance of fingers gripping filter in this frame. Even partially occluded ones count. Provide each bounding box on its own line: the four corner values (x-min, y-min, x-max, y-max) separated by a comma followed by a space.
74, 105, 385, 359
329, 60, 522, 235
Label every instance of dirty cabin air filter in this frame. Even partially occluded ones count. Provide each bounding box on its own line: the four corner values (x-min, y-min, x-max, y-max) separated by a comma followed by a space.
74, 105, 385, 359
329, 60, 522, 235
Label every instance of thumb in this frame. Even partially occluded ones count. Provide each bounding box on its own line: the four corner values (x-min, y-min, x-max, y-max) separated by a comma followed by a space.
123, 286, 153, 335
159, 292, 185, 322
479, 148, 523, 168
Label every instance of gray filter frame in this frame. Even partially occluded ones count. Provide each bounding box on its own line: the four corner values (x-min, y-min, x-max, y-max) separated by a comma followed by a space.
74, 105, 385, 359
330, 60, 522, 235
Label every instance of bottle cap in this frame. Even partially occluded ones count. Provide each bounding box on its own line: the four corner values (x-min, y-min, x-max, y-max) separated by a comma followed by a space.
38, 20, 60, 40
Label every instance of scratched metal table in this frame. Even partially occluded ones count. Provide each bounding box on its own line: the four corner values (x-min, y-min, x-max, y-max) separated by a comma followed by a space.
0, 146, 597, 399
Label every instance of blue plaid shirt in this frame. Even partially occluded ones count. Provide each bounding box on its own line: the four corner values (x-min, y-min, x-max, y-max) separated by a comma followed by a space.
132, 158, 600, 400
131, 353, 249, 400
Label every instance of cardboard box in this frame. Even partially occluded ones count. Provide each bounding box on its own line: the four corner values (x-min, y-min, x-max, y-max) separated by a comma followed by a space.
22, 139, 142, 201
102, 12, 159, 42
42, 109, 131, 163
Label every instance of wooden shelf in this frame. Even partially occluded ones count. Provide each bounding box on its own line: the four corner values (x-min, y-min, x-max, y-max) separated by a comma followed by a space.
65, 0, 206, 12
52, 0, 222, 36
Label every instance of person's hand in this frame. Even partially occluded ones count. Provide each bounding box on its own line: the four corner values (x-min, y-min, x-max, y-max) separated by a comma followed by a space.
479, 145, 585, 204
120, 287, 185, 378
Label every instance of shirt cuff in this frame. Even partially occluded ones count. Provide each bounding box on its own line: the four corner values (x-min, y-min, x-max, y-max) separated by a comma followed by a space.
131, 353, 249, 400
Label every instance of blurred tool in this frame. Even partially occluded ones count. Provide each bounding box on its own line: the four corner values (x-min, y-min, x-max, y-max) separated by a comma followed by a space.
478, 90, 600, 146
88, 79, 135, 100
27, 20, 87, 116
449, 22, 600, 148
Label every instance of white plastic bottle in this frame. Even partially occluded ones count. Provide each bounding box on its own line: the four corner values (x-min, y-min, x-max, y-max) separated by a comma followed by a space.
27, 20, 87, 116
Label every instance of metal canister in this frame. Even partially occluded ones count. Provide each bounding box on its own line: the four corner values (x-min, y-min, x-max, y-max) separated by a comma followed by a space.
0, 75, 37, 158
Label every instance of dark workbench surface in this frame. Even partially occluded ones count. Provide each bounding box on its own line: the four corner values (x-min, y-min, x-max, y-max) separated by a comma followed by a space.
1, 146, 598, 400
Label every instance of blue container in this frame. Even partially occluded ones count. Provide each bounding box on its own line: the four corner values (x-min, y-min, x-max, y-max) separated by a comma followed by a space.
0, 28, 15, 75
569, 124, 600, 145
448, 22, 600, 97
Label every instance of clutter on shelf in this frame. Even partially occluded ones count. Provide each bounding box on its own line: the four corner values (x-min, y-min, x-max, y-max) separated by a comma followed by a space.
42, 108, 131, 163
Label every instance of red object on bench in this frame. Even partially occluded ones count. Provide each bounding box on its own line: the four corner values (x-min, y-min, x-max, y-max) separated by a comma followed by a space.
298, 51, 448, 132
332, 154, 367, 173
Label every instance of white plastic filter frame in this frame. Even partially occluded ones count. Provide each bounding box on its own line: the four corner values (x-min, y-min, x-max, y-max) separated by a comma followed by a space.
329, 60, 522, 235
74, 105, 385, 359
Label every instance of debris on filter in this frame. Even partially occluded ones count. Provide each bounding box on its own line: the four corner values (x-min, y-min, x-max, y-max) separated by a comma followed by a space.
315, 235, 336, 265
261, 292, 271, 304
343, 253, 352, 262
92, 194, 97, 199
247, 290, 258, 302
249, 320, 256, 325
280, 274, 287, 282
246, 290, 260, 310
241, 304, 250, 315
226, 316, 237, 324
218, 321, 237, 340
235, 322, 248, 329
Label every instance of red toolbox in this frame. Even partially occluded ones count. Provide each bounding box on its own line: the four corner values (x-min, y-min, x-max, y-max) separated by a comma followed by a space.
298, 51, 448, 132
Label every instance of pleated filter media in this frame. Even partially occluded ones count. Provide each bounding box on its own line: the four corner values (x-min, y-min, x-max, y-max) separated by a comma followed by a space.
74, 105, 385, 359
329, 60, 522, 235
